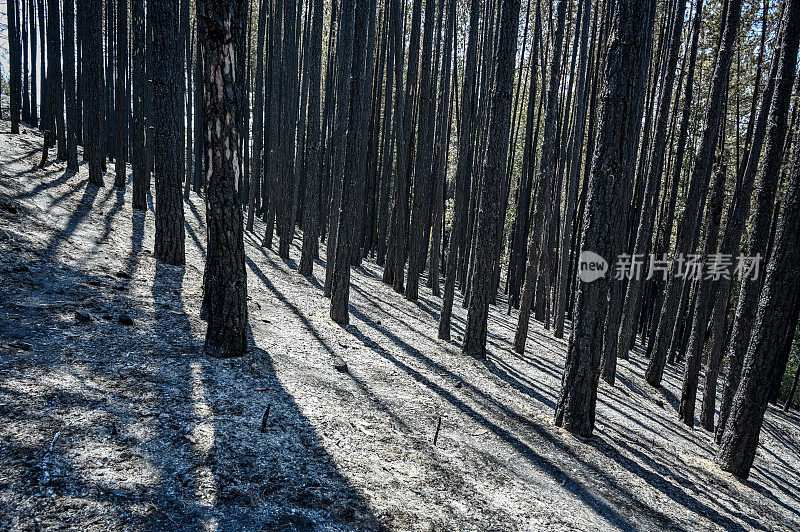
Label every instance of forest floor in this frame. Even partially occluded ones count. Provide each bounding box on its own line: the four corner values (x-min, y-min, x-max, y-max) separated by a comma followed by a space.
0, 120, 799, 532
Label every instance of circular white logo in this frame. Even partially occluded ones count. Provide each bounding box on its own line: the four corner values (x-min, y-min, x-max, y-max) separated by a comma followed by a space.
578, 251, 608, 283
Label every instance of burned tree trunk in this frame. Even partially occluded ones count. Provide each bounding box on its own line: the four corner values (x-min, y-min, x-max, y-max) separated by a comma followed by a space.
330, 0, 370, 324
616, 0, 688, 360
246, 0, 268, 232
554, 0, 654, 437
131, 0, 149, 209
513, 0, 567, 354
299, 0, 324, 277
715, 0, 800, 440
678, 161, 726, 427
462, 0, 520, 358
150, 0, 186, 265
198, 0, 248, 358
114, 0, 128, 187
277, 0, 299, 259
8, 0, 22, 133
645, 0, 744, 387
437, 0, 478, 340
405, 0, 438, 301
83, 0, 105, 186
63, 0, 79, 171
717, 107, 800, 481
41, 0, 66, 166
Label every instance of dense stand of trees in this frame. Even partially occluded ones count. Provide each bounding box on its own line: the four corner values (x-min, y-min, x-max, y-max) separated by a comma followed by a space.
3, 0, 800, 481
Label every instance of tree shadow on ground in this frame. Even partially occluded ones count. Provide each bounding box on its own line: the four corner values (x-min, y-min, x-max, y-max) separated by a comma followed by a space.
0, 161, 378, 530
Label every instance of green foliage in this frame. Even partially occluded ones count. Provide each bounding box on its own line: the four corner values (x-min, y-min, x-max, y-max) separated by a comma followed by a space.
779, 324, 800, 409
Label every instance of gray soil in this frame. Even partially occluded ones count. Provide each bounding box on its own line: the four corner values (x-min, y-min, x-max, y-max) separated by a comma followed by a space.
1, 122, 799, 531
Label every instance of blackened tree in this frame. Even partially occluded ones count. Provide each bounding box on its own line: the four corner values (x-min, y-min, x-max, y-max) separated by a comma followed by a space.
198, 0, 249, 358
555, 0, 655, 436
150, 0, 186, 265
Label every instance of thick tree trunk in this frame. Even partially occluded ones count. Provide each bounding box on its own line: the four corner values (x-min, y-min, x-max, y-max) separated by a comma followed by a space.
554, 0, 654, 437
198, 0, 248, 358
277, 0, 299, 259
83, 0, 104, 186
330, 0, 370, 324
324, 0, 355, 296
150, 0, 186, 265
405, 0, 438, 301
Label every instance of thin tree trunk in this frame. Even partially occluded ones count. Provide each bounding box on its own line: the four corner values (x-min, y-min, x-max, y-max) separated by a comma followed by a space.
247, 0, 269, 232
513, 0, 567, 354
63, 0, 78, 171
616, 0, 688, 362
679, 160, 727, 427
438, 0, 478, 340
462, 0, 520, 358
8, 0, 22, 133
299, 0, 324, 276
700, 24, 777, 432
715, 0, 800, 440
645, 0, 744, 387
114, 0, 128, 186
131, 0, 149, 208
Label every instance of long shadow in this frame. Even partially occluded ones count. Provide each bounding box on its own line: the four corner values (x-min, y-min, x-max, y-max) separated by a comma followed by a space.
245, 256, 417, 439
0, 161, 379, 529
122, 210, 146, 276
43, 181, 101, 260
345, 306, 642, 531
12, 168, 75, 201
94, 189, 126, 251
246, 258, 636, 531
482, 357, 557, 409
593, 429, 765, 531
